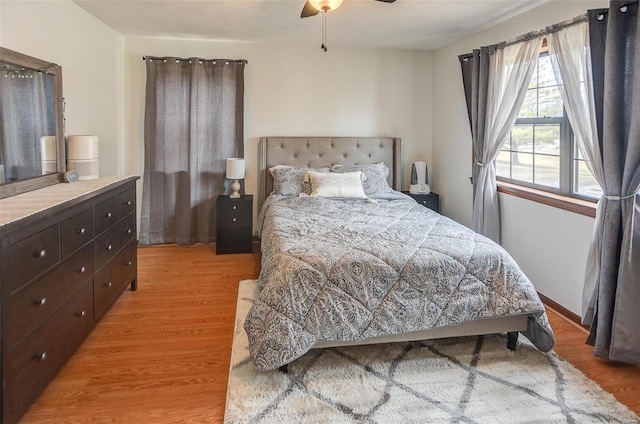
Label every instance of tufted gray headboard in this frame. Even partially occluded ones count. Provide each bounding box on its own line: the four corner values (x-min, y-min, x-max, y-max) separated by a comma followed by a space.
258, 137, 401, 212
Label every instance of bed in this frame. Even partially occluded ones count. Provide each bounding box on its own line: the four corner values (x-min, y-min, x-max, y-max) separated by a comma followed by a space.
244, 136, 554, 371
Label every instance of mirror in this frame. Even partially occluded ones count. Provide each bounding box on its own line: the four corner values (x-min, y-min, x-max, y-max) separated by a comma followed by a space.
0, 47, 65, 199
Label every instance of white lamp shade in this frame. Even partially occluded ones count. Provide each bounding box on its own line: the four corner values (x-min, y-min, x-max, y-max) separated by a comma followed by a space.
226, 158, 245, 180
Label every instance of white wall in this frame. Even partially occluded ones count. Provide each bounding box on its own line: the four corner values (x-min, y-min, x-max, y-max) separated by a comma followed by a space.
0, 0, 125, 178
431, 0, 607, 314
124, 37, 432, 226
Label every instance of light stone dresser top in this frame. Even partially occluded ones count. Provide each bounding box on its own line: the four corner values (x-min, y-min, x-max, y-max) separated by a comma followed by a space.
0, 176, 136, 230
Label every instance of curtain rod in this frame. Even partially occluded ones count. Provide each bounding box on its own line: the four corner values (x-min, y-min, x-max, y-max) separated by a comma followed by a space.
1, 62, 59, 76
502, 13, 588, 49
142, 56, 248, 65
459, 13, 588, 60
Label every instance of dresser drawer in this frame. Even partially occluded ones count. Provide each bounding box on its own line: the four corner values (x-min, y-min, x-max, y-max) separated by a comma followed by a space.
94, 196, 118, 236
4, 224, 60, 293
61, 207, 94, 258
94, 241, 136, 320
94, 213, 136, 270
117, 186, 136, 219
3, 281, 93, 422
5, 244, 94, 350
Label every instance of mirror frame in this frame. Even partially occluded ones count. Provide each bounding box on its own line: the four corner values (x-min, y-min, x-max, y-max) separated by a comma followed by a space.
0, 47, 65, 199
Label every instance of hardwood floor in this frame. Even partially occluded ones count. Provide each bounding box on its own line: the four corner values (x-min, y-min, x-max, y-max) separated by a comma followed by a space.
19, 245, 640, 423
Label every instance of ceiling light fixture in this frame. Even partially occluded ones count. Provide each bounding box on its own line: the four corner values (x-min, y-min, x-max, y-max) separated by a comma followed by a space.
308, 0, 343, 12
300, 0, 395, 52
309, 0, 343, 52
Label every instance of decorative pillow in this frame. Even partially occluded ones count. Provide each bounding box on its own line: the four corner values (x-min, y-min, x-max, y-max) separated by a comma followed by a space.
272, 167, 329, 196
268, 164, 294, 177
331, 162, 393, 194
305, 171, 368, 199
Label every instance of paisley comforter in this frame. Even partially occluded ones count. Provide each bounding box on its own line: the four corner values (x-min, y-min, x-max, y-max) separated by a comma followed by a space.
244, 193, 555, 370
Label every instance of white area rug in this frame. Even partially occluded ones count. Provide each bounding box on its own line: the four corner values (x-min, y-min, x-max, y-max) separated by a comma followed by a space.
225, 280, 639, 423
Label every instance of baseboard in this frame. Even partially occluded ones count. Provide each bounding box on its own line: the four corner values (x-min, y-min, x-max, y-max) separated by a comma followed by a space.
538, 292, 589, 331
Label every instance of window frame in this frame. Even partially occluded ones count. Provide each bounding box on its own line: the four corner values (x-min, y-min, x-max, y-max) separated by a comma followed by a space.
492, 48, 598, 214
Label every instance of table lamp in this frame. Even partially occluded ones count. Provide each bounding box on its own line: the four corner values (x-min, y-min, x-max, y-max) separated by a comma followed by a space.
226, 158, 245, 198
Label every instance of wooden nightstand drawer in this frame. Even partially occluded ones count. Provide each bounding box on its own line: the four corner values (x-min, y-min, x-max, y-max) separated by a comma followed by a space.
403, 191, 440, 213
217, 199, 252, 227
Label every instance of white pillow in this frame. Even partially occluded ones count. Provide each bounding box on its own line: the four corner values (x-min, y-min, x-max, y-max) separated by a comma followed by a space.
305, 171, 368, 199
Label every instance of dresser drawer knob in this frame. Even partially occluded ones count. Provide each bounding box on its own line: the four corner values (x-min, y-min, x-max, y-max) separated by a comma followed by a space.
233, 218, 237, 222
78, 227, 86, 235
423, 200, 427, 204
38, 298, 47, 306
107, 212, 113, 218
233, 205, 237, 210
127, 261, 133, 266
37, 352, 48, 361
105, 281, 113, 288
107, 244, 113, 251
80, 266, 87, 273
126, 200, 132, 206
126, 229, 132, 234
35, 249, 46, 258
79, 310, 87, 317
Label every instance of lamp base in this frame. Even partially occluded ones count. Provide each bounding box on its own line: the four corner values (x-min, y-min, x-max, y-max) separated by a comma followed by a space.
230, 180, 241, 198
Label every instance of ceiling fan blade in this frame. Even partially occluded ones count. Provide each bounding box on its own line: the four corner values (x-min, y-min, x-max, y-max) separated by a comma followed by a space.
300, 1, 320, 18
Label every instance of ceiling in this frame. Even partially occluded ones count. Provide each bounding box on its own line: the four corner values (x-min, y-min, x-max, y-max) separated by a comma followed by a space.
73, 0, 550, 51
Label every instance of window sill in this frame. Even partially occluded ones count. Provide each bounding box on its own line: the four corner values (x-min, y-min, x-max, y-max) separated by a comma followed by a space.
496, 181, 597, 218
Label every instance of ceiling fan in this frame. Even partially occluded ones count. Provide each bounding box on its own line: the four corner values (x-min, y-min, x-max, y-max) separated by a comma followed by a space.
300, 0, 396, 18
300, 0, 397, 51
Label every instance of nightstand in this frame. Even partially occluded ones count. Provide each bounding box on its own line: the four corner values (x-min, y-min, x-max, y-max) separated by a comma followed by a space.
402, 191, 440, 213
216, 195, 253, 254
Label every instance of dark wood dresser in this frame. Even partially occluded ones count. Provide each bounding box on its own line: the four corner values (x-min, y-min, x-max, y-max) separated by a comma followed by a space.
0, 176, 139, 424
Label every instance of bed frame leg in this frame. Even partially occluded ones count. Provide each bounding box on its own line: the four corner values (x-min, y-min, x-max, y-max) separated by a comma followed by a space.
278, 364, 288, 374
506, 332, 518, 351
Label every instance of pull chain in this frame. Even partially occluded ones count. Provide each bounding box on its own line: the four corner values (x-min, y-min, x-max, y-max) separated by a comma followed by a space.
321, 11, 327, 52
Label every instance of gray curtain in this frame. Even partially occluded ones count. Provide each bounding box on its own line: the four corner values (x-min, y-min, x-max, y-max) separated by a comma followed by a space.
582, 1, 640, 365
140, 57, 245, 245
460, 46, 493, 206
459, 38, 541, 243
0, 71, 54, 182
460, 47, 499, 240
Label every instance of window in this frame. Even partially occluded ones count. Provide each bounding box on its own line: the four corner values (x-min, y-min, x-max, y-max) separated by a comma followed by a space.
496, 52, 602, 200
